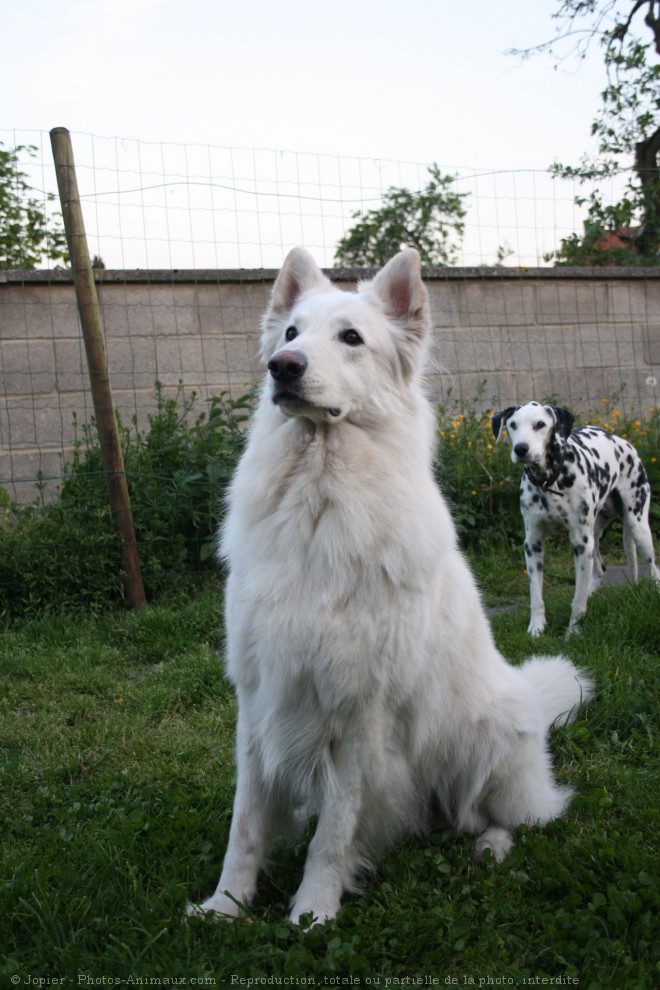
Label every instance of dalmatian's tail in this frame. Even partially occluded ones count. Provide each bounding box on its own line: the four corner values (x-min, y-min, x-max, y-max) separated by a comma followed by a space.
520, 655, 594, 730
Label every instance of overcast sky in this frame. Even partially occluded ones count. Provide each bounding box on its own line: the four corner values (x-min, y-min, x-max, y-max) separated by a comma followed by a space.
2, 0, 619, 268
3, 0, 607, 169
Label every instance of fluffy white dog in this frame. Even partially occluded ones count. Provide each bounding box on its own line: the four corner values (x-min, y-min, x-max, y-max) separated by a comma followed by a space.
189, 249, 593, 925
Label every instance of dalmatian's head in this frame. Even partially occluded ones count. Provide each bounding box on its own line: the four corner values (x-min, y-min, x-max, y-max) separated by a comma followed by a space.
491, 401, 575, 466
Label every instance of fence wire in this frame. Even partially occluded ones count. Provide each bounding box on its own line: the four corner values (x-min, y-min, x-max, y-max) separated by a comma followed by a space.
0, 127, 634, 270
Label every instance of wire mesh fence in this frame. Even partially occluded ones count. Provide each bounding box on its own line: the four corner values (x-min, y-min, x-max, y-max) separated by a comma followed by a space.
0, 128, 658, 611
0, 127, 634, 270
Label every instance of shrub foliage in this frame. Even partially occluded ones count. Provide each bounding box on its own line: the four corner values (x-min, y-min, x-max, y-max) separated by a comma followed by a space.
1, 384, 658, 618
0, 384, 251, 617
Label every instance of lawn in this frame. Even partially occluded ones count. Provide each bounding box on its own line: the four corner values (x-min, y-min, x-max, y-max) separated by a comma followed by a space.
1, 568, 658, 989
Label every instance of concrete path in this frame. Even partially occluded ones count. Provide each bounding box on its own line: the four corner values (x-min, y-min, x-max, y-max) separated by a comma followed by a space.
599, 564, 630, 586
487, 564, 630, 617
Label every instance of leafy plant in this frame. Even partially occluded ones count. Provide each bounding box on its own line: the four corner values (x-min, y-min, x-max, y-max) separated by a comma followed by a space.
0, 383, 252, 617
434, 385, 521, 547
334, 163, 468, 267
0, 142, 69, 269
511, 1, 660, 266
1, 386, 658, 619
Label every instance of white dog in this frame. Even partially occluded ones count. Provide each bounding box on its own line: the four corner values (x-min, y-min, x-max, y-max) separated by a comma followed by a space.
189, 250, 593, 925
492, 401, 659, 637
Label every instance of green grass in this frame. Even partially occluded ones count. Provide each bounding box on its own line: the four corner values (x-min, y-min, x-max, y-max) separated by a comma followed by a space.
1, 573, 659, 988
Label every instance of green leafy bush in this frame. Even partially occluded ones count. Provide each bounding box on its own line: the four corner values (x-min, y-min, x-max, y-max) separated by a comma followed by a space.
1, 385, 658, 619
435, 388, 520, 547
0, 384, 252, 617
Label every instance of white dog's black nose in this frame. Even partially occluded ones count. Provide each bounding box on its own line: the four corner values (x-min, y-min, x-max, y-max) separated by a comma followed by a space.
268, 350, 307, 382
514, 443, 530, 459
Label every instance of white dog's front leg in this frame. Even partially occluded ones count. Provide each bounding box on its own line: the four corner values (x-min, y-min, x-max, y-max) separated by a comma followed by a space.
188, 720, 271, 920
524, 525, 546, 637
289, 741, 364, 926
567, 531, 594, 637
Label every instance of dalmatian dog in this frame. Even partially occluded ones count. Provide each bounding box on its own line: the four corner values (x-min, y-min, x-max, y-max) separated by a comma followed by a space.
492, 401, 659, 637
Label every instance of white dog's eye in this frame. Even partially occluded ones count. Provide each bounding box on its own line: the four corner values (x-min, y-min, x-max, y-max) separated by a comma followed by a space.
509, 421, 517, 431
285, 326, 298, 342
533, 421, 546, 431
340, 329, 363, 347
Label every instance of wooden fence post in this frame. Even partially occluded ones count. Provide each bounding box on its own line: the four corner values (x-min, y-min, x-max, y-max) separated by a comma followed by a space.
50, 126, 146, 610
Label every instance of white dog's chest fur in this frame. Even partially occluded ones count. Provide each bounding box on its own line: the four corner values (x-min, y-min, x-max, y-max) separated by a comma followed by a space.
229, 410, 434, 643
221, 400, 479, 792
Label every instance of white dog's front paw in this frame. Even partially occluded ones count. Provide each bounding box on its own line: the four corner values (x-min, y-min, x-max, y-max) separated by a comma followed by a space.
289, 908, 331, 929
474, 826, 514, 864
566, 620, 582, 638
186, 892, 243, 922
289, 902, 337, 928
289, 888, 340, 927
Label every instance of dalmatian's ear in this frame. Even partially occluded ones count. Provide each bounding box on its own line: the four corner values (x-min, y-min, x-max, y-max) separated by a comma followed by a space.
491, 406, 518, 442
550, 406, 575, 440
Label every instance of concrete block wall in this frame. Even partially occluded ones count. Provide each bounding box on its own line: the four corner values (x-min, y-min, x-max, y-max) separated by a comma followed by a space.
427, 271, 660, 413
1, 267, 659, 501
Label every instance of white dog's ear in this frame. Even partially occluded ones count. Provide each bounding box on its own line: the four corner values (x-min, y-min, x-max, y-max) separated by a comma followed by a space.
491, 406, 518, 442
261, 248, 331, 361
369, 249, 429, 341
365, 250, 430, 378
268, 247, 330, 315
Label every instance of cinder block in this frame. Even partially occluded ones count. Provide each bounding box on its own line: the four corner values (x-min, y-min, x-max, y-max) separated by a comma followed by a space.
432, 371, 510, 410
536, 282, 608, 324
610, 280, 660, 322
0, 298, 29, 340
600, 369, 660, 415
0, 339, 56, 395
54, 338, 87, 392
428, 283, 460, 328
575, 323, 637, 369
99, 288, 130, 336
501, 324, 575, 373
216, 335, 263, 377
435, 326, 504, 374
458, 282, 536, 327
106, 336, 158, 390
197, 282, 267, 338
46, 285, 81, 339
1, 393, 95, 448
154, 336, 220, 386
643, 323, 660, 365
0, 448, 64, 502
0, 284, 78, 341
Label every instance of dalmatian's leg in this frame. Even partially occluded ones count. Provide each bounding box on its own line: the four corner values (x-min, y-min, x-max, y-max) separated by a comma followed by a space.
625, 508, 660, 583
524, 519, 547, 637
618, 474, 659, 583
622, 515, 639, 583
590, 514, 607, 594
567, 523, 595, 637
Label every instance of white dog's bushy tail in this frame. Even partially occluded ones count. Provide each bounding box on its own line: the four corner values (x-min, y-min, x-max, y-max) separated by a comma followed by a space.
520, 655, 594, 730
